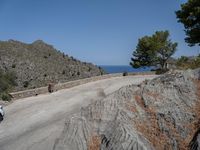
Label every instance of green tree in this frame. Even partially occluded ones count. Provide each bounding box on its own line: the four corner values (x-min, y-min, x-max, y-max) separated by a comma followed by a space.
130, 31, 177, 70
130, 36, 157, 68
176, 0, 200, 46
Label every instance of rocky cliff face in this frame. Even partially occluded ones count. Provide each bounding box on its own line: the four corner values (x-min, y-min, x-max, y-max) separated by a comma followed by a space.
54, 69, 200, 150
0, 40, 105, 91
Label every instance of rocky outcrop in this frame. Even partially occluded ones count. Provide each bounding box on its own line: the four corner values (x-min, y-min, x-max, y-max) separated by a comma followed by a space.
189, 129, 200, 150
54, 69, 200, 150
0, 40, 105, 91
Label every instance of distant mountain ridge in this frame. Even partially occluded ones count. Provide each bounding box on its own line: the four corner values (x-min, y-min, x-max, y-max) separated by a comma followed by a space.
0, 40, 105, 91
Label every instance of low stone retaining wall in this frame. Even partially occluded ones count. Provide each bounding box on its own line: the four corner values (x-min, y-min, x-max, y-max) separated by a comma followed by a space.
10, 72, 155, 100
128, 71, 155, 76
10, 73, 122, 100
54, 73, 122, 91
10, 86, 49, 100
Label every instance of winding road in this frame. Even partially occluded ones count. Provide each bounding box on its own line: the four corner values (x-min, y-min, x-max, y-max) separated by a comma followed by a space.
0, 75, 157, 150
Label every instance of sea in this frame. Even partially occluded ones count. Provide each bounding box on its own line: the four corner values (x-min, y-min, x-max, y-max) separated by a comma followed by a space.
99, 65, 152, 74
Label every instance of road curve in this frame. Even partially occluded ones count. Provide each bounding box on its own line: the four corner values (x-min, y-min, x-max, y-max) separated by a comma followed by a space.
0, 75, 157, 150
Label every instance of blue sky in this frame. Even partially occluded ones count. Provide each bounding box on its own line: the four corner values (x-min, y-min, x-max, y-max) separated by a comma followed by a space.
0, 0, 198, 65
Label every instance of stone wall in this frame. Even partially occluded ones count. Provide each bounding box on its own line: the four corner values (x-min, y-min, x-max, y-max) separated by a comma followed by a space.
128, 71, 155, 76
10, 72, 155, 100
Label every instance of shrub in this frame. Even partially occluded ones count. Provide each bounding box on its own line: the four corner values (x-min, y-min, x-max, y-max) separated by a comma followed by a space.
0, 79, 10, 93
62, 53, 65, 58
176, 55, 200, 69
1, 92, 11, 101
176, 56, 190, 69
4, 71, 17, 86
123, 71, 128, 76
48, 83, 54, 93
23, 81, 29, 88
144, 79, 149, 85
191, 56, 200, 69
0, 70, 17, 93
70, 56, 77, 61
12, 64, 16, 68
62, 70, 66, 74
155, 69, 169, 75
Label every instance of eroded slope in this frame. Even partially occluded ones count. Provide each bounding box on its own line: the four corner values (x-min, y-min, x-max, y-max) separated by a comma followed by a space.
54, 69, 200, 150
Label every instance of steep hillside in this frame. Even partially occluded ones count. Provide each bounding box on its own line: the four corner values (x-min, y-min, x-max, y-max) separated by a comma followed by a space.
54, 69, 200, 150
0, 40, 105, 91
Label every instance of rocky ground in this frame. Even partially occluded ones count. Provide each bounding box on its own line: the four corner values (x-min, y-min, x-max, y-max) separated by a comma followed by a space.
0, 40, 105, 91
54, 69, 200, 150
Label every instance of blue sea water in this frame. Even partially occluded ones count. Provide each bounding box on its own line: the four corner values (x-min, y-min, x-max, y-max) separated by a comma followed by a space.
100, 65, 152, 74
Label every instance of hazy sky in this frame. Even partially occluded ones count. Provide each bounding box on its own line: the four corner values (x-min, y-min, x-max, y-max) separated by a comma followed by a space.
0, 0, 198, 65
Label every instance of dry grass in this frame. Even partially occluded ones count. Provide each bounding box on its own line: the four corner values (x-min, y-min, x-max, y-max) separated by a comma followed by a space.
134, 95, 171, 149
88, 134, 101, 150
125, 100, 138, 113
134, 95, 146, 108
146, 91, 161, 100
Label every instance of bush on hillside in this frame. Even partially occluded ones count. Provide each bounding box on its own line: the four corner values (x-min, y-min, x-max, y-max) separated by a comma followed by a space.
0, 69, 17, 101
176, 55, 200, 69
123, 71, 128, 76
0, 70, 17, 92
155, 68, 169, 75
23, 81, 29, 88
12, 64, 16, 68
0, 92, 11, 101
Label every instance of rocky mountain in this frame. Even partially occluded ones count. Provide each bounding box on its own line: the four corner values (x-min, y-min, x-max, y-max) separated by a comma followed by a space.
54, 69, 200, 150
0, 40, 105, 91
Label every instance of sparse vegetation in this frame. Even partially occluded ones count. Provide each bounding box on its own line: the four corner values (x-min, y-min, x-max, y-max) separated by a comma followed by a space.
62, 70, 66, 74
23, 81, 29, 88
0, 92, 11, 101
176, 55, 200, 69
155, 68, 169, 75
0, 69, 17, 101
123, 71, 128, 76
0, 40, 105, 91
12, 64, 16, 68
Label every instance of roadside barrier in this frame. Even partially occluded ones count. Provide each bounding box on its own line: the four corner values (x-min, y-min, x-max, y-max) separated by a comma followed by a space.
10, 72, 155, 100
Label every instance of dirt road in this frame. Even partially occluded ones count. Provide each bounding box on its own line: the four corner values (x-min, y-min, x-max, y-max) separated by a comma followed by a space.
0, 75, 157, 150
